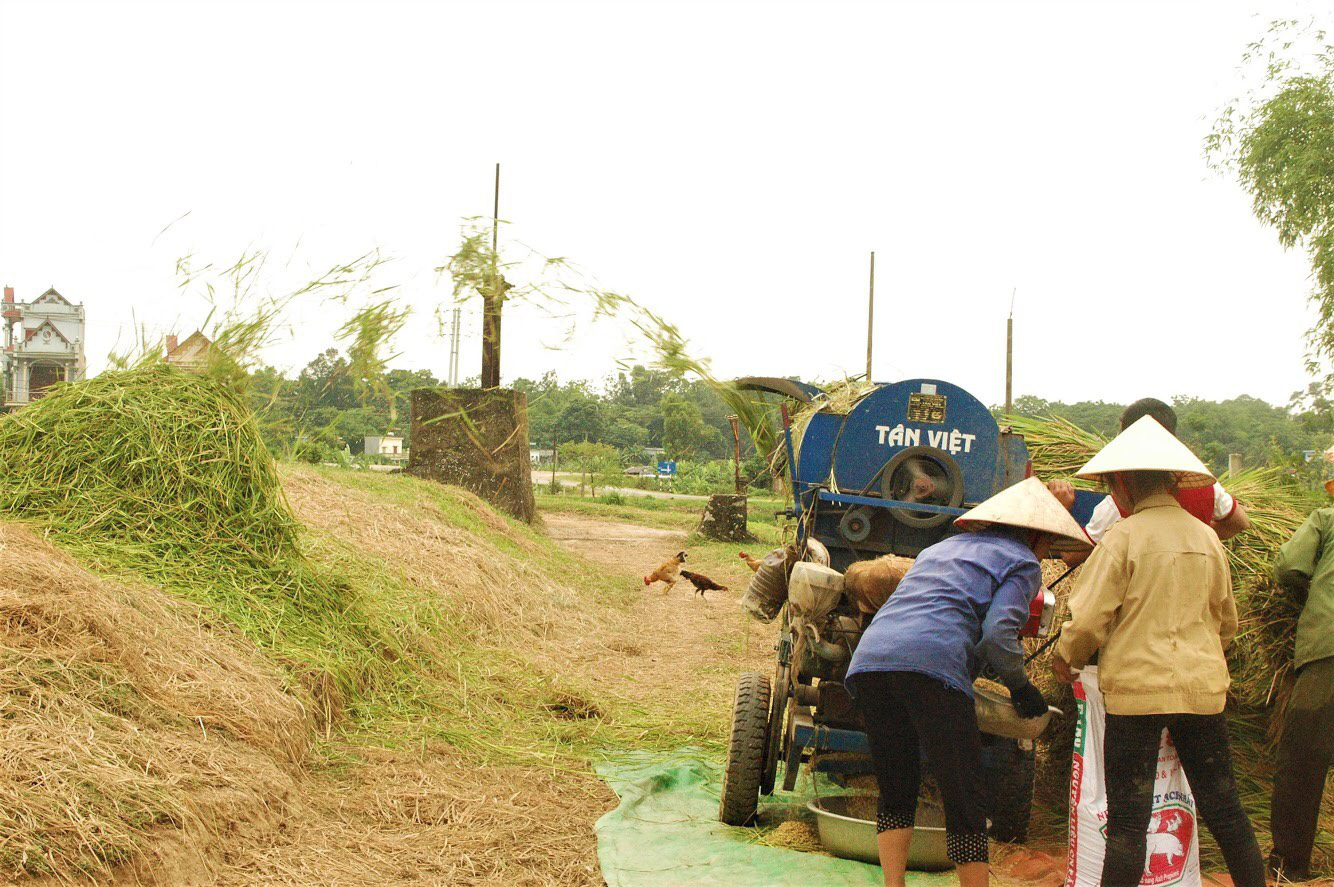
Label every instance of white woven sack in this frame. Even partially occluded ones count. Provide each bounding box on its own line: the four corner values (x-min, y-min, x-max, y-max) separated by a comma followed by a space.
1066, 666, 1201, 887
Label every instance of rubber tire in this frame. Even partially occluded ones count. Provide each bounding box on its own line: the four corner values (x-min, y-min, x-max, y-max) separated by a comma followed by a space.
760, 659, 788, 795
984, 739, 1036, 843
719, 672, 772, 826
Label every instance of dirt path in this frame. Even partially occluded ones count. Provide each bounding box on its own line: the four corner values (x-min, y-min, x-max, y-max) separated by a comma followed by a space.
545, 513, 773, 744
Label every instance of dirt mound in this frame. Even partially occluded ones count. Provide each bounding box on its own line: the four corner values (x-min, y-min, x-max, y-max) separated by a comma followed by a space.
0, 524, 310, 882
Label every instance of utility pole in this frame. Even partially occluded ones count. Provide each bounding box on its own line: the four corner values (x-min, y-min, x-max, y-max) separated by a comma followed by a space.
448, 306, 461, 386
866, 251, 875, 382
480, 163, 504, 389
1005, 288, 1016, 415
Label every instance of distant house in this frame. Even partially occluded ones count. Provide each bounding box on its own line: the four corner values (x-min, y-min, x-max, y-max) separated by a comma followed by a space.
2, 285, 87, 408
365, 433, 406, 460
530, 447, 555, 467
165, 331, 215, 372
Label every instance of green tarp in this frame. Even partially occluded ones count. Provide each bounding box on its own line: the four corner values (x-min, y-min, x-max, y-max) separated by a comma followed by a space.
594, 749, 956, 886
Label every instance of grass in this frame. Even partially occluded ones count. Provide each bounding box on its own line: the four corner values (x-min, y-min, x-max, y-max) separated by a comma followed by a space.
535, 487, 787, 540
0, 366, 632, 757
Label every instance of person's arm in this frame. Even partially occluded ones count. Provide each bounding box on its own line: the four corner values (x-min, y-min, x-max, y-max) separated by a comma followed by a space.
1211, 485, 1250, 541
1274, 511, 1324, 604
1055, 532, 1130, 671
1061, 494, 1116, 567
976, 559, 1042, 692
1062, 547, 1092, 568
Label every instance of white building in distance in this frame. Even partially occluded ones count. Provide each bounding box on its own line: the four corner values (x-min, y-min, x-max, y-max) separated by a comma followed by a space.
2, 286, 86, 408
364, 433, 406, 460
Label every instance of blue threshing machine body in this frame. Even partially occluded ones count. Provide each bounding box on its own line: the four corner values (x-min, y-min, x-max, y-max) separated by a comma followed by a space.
717, 376, 1101, 836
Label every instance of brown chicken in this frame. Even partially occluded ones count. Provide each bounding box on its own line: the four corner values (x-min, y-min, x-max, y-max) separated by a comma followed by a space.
737, 551, 763, 572
679, 569, 728, 598
644, 551, 687, 593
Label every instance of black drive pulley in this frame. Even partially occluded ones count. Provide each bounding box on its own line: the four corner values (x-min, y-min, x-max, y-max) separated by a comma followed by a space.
879, 446, 966, 529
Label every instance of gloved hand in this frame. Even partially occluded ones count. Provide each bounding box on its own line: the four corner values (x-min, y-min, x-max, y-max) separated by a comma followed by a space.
1011, 682, 1049, 719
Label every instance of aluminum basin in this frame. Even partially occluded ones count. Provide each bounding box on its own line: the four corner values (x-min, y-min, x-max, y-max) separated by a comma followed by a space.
974, 686, 1061, 741
807, 795, 951, 871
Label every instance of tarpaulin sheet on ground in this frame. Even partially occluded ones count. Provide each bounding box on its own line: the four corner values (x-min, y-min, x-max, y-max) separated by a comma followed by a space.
594, 748, 955, 886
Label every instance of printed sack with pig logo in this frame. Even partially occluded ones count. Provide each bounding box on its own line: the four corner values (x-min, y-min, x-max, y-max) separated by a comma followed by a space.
1065, 666, 1201, 887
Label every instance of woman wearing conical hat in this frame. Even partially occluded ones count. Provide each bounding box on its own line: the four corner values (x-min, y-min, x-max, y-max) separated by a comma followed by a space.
1052, 416, 1265, 887
846, 477, 1089, 887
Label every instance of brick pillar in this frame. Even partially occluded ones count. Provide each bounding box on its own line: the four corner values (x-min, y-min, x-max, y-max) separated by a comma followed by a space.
407, 387, 535, 522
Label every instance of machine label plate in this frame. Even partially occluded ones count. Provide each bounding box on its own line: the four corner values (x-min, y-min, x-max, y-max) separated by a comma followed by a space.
907, 392, 947, 424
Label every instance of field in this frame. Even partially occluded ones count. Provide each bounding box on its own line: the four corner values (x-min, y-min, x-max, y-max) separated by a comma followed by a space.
0, 367, 1323, 885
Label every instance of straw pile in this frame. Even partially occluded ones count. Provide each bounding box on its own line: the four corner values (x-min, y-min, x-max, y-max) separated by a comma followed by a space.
0, 365, 436, 725
0, 523, 309, 881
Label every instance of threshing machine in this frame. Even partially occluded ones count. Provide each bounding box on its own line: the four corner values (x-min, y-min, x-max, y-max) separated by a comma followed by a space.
719, 377, 1100, 841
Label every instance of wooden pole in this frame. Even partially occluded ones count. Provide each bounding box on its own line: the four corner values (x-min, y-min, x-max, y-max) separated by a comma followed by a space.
1229, 453, 1243, 478
729, 415, 742, 494
481, 163, 502, 389
1005, 288, 1016, 414
866, 251, 875, 382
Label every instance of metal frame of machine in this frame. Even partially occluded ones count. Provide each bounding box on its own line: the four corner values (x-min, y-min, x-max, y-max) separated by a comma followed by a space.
719, 377, 1101, 839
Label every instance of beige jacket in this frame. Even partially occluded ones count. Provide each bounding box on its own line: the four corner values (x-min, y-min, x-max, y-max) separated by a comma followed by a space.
1057, 493, 1237, 716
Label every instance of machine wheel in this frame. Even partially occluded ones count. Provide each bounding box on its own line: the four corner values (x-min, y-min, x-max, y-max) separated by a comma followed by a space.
719, 672, 772, 826
760, 659, 789, 795
984, 738, 1036, 843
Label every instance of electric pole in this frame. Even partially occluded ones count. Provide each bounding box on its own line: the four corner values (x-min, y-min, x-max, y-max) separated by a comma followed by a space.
866, 251, 875, 382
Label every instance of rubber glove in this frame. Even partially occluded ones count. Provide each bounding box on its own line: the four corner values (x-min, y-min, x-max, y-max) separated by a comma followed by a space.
1011, 682, 1048, 719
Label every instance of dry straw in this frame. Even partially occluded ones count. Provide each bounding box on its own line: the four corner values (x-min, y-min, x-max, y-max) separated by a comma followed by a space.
0, 523, 308, 880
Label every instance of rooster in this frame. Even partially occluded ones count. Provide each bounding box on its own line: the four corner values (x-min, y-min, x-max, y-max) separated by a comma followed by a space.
737, 551, 763, 572
644, 551, 687, 594
679, 569, 728, 598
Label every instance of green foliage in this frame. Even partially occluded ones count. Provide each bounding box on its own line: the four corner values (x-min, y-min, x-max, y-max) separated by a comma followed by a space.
1003, 394, 1326, 477
555, 397, 604, 443
559, 440, 620, 496
1209, 20, 1334, 373
661, 394, 722, 460
336, 300, 411, 425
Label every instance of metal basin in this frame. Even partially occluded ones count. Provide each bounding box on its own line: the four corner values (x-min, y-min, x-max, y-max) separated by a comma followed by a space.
973, 686, 1061, 741
807, 795, 951, 871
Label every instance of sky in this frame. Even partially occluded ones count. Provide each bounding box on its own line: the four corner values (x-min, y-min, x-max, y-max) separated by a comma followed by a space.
0, 0, 1325, 408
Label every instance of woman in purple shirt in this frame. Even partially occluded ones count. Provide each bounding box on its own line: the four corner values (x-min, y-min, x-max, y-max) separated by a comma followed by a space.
846, 477, 1088, 887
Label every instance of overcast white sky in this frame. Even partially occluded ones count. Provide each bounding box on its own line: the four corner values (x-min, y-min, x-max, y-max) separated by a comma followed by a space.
0, 0, 1323, 407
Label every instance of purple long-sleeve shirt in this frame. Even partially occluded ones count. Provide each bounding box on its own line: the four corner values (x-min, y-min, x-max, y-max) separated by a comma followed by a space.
846, 528, 1040, 697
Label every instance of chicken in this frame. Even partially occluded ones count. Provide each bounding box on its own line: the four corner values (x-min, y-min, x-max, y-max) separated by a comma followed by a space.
644, 551, 687, 594
738, 551, 763, 572
679, 569, 728, 598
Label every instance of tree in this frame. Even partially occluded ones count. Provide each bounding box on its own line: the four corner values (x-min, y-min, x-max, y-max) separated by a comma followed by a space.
555, 396, 604, 443
560, 441, 620, 496
662, 394, 721, 460
1209, 21, 1334, 373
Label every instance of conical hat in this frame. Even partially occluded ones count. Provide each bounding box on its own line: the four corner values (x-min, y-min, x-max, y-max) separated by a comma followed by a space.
953, 476, 1090, 549
1075, 416, 1215, 489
